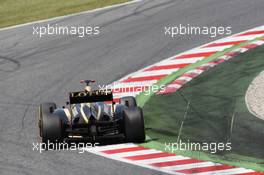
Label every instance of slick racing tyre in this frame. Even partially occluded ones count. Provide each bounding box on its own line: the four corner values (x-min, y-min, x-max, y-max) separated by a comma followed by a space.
38, 103, 63, 145
123, 107, 145, 143
120, 96, 137, 108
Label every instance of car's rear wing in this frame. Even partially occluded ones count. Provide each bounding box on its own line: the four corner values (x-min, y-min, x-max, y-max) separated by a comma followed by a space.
69, 90, 113, 104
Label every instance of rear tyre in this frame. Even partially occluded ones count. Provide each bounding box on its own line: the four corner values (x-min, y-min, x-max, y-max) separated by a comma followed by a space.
123, 107, 145, 143
38, 103, 63, 147
120, 96, 137, 108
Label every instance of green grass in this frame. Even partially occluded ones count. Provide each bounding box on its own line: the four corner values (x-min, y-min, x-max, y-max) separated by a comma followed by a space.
0, 0, 129, 28
141, 45, 264, 172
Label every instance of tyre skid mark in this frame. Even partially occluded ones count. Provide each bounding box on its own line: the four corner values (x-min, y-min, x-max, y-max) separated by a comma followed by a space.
0, 55, 20, 72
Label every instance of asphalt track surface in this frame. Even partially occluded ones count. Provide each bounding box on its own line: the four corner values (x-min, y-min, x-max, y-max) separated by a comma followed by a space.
0, 0, 264, 174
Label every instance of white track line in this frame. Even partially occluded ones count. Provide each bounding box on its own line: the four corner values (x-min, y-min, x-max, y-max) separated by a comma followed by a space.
111, 80, 157, 88
0, 0, 143, 32
193, 168, 255, 175
157, 58, 205, 66
113, 91, 139, 98
163, 162, 221, 171
88, 143, 137, 151
218, 34, 264, 42
132, 69, 178, 77
135, 156, 190, 164
106, 149, 162, 158
184, 45, 232, 54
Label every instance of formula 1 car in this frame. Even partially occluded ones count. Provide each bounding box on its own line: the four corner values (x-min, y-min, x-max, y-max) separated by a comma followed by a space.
37, 80, 145, 144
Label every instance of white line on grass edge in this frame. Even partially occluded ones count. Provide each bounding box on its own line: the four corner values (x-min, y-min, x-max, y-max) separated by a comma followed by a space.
0, 0, 143, 32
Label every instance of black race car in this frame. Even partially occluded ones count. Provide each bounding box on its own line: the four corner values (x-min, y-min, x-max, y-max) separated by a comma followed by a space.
37, 80, 145, 144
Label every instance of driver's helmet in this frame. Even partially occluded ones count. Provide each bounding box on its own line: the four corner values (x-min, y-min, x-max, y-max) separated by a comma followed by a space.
85, 85, 92, 92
